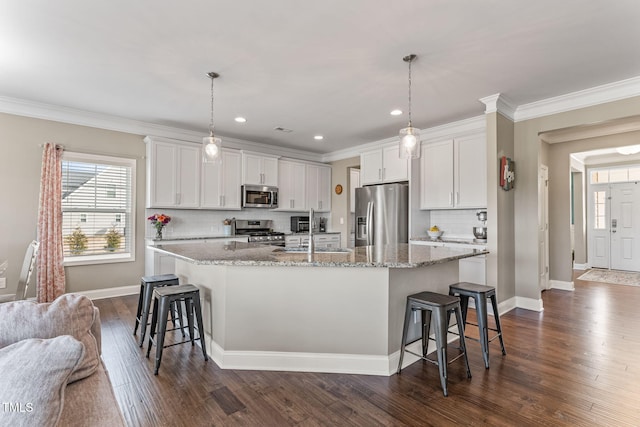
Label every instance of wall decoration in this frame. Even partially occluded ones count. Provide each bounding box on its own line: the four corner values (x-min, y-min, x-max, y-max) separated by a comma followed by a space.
500, 156, 515, 191
335, 184, 343, 195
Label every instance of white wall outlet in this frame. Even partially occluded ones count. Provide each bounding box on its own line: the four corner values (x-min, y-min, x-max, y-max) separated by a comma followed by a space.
340, 217, 344, 225
0, 278, 6, 289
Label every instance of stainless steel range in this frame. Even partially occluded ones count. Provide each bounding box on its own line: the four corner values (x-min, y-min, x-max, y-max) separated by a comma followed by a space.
235, 219, 285, 246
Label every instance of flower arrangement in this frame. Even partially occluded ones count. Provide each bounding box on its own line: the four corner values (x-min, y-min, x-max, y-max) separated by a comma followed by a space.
148, 213, 171, 239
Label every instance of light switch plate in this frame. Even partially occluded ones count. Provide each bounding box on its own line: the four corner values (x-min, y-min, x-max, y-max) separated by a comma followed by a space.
0, 278, 6, 289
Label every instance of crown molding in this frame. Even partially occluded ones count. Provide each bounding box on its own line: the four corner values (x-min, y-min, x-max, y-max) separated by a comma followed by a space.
514, 75, 640, 122
323, 115, 486, 162
0, 95, 324, 162
479, 93, 516, 121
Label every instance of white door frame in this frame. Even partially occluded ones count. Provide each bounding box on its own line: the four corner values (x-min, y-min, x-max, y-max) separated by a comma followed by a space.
587, 183, 611, 269
538, 165, 549, 291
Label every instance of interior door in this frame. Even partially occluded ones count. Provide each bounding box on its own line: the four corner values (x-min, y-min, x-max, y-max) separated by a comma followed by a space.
588, 184, 610, 269
610, 182, 640, 271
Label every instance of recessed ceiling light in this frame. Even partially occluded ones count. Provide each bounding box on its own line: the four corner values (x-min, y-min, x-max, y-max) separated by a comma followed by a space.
234, 117, 247, 123
314, 135, 324, 140
390, 109, 403, 116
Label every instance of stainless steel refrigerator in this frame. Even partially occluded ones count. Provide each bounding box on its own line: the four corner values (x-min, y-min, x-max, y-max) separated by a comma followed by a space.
355, 183, 408, 246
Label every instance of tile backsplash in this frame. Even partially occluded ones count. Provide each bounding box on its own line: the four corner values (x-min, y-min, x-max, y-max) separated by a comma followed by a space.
144, 209, 327, 239
424, 209, 485, 240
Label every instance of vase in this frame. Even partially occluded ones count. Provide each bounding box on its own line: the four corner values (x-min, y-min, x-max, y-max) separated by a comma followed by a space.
155, 228, 163, 240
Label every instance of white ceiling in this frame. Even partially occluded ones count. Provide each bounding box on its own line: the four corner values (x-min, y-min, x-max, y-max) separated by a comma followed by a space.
2, 1, 640, 154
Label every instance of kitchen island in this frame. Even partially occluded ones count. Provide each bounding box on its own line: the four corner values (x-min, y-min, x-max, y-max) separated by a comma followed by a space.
151, 241, 487, 375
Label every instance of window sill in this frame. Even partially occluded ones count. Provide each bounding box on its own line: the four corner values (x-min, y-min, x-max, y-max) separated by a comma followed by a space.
63, 253, 135, 267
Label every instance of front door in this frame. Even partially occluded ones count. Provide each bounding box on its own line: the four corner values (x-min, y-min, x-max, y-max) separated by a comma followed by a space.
610, 182, 640, 271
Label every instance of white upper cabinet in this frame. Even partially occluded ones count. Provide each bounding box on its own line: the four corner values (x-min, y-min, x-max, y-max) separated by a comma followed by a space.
306, 164, 331, 212
242, 152, 279, 186
360, 143, 409, 185
420, 133, 486, 209
146, 137, 200, 208
200, 148, 242, 210
278, 160, 307, 211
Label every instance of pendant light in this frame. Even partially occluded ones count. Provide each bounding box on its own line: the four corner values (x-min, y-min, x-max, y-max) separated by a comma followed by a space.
398, 54, 420, 159
202, 71, 222, 163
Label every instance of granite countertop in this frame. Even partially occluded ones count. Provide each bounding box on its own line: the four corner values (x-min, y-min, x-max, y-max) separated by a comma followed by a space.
411, 237, 487, 247
150, 241, 487, 268
147, 235, 247, 243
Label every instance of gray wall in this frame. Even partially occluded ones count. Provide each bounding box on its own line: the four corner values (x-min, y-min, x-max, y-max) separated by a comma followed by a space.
330, 156, 359, 247
0, 112, 146, 297
514, 96, 640, 301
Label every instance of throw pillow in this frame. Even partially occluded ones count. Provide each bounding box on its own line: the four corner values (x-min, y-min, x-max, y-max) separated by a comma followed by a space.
0, 335, 84, 427
0, 294, 99, 383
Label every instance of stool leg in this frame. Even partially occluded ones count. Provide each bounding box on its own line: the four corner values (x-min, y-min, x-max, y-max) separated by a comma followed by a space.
433, 308, 449, 397
153, 296, 171, 375
146, 297, 159, 358
454, 306, 472, 379
186, 297, 195, 346
421, 309, 432, 357
490, 294, 507, 356
192, 294, 208, 361
134, 283, 144, 336
139, 283, 155, 347
397, 299, 413, 374
475, 295, 491, 369
458, 295, 469, 328
175, 299, 186, 337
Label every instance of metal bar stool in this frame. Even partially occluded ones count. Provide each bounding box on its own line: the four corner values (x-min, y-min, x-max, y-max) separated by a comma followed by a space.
146, 284, 208, 375
449, 282, 506, 369
397, 291, 472, 396
134, 274, 184, 347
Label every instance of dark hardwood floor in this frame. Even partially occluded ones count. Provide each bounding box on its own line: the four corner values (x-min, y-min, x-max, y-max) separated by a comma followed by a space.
94, 274, 640, 426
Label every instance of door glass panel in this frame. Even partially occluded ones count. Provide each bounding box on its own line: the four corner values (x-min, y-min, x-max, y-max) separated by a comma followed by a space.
594, 191, 607, 229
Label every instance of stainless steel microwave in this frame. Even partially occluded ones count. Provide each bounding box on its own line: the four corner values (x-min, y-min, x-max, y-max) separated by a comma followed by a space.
242, 185, 278, 208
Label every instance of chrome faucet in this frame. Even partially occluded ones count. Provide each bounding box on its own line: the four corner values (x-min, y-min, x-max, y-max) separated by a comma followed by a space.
308, 207, 315, 254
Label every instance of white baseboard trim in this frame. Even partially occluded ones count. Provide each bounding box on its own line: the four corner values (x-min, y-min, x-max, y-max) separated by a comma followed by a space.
205, 331, 462, 377
72, 285, 139, 301
573, 263, 589, 270
499, 297, 517, 315
515, 296, 544, 312
549, 280, 575, 291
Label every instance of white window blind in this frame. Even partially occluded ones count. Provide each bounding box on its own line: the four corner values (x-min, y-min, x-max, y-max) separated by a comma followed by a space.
62, 152, 136, 264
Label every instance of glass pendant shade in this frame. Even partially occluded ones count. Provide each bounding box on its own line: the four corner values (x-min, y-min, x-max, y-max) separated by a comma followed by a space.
202, 135, 222, 163
399, 126, 420, 159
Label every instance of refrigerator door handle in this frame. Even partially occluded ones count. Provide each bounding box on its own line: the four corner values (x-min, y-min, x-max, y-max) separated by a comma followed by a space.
366, 202, 374, 245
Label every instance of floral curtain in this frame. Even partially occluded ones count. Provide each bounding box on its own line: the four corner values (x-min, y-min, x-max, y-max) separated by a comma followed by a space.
36, 143, 66, 302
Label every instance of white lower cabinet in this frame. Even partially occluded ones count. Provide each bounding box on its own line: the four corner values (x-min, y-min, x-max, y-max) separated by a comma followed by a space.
285, 233, 341, 248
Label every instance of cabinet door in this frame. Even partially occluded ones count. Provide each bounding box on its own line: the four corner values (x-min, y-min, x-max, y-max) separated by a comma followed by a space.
262, 157, 279, 186
420, 140, 454, 209
360, 150, 383, 185
148, 141, 178, 207
243, 153, 264, 185
278, 160, 307, 211
381, 144, 409, 183
306, 164, 332, 212
202, 149, 242, 209
176, 144, 201, 208
455, 135, 487, 208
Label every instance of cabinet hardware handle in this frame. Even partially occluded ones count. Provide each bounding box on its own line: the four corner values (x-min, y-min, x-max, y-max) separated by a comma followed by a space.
319, 201, 322, 210
378, 169, 382, 180
456, 192, 459, 205
220, 195, 223, 206
383, 168, 386, 180
449, 192, 453, 206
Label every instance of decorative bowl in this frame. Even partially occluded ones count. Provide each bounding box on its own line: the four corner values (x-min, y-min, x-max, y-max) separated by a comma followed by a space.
427, 230, 444, 239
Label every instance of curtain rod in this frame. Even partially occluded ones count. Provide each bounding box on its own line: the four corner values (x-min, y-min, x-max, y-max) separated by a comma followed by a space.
38, 143, 144, 160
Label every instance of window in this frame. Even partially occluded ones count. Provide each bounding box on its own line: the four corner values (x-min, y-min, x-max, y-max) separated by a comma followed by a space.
593, 190, 607, 230
62, 152, 136, 265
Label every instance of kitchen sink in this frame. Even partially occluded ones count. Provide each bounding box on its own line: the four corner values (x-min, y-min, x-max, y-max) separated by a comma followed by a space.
273, 247, 352, 254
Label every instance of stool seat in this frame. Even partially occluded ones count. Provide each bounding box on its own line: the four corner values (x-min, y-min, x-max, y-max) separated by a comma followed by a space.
398, 291, 472, 396
449, 282, 506, 369
146, 284, 208, 375
134, 274, 183, 347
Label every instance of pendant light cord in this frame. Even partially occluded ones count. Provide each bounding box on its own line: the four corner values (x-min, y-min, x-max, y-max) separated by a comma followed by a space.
407, 57, 413, 128
209, 74, 215, 136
